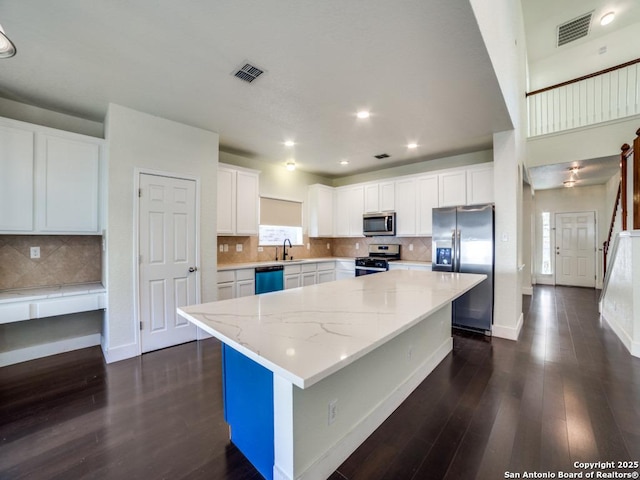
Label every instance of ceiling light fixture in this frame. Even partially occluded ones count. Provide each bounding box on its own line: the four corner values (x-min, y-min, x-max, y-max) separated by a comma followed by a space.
0, 24, 17, 58
407, 143, 418, 149
284, 140, 295, 147
356, 111, 370, 119
568, 165, 581, 175
340, 160, 349, 166
286, 161, 296, 171
563, 180, 576, 188
600, 12, 615, 26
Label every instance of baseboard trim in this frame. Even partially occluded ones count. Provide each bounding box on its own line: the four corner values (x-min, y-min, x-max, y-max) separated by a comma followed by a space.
522, 286, 533, 295
602, 312, 640, 358
101, 341, 139, 364
0, 333, 101, 367
492, 312, 523, 341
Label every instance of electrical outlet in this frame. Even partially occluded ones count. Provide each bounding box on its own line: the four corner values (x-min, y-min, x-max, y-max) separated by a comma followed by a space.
328, 399, 338, 425
30, 246, 40, 259
409, 244, 414, 251
326, 243, 330, 250
307, 243, 310, 250
223, 244, 229, 252
219, 245, 223, 252
236, 244, 243, 252
258, 247, 263, 252
355, 243, 359, 250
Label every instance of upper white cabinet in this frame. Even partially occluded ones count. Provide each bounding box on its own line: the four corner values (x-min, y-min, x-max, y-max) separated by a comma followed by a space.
466, 164, 494, 205
0, 124, 35, 232
364, 181, 395, 213
438, 169, 466, 207
334, 185, 364, 237
394, 178, 417, 236
307, 184, 333, 237
36, 134, 101, 233
0, 117, 104, 235
416, 174, 438, 236
217, 164, 259, 235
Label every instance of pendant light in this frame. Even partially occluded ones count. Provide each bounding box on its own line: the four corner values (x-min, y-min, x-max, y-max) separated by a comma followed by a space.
0, 23, 16, 58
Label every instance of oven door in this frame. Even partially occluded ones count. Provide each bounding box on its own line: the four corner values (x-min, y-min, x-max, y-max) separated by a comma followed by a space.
355, 266, 387, 277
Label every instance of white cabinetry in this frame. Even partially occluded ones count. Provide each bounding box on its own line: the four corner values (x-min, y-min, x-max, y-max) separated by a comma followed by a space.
364, 181, 395, 213
284, 264, 301, 290
466, 164, 494, 205
0, 124, 34, 231
388, 263, 432, 271
36, 134, 100, 233
438, 169, 467, 207
335, 260, 355, 280
217, 164, 259, 235
216, 269, 255, 300
395, 178, 417, 236
0, 117, 104, 235
307, 184, 333, 237
317, 262, 336, 283
416, 174, 438, 236
334, 185, 364, 237
301, 262, 317, 287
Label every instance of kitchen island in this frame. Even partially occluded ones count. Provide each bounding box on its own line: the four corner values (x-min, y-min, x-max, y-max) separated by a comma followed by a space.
177, 270, 485, 480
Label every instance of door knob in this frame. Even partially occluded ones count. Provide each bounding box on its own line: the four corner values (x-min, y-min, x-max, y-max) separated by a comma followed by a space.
188, 267, 198, 273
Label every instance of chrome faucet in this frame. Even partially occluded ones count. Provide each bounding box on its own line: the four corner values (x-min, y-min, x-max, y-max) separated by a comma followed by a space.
282, 238, 292, 261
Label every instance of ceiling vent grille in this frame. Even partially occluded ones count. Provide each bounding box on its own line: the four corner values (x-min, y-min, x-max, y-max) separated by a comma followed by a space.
374, 153, 390, 159
233, 62, 265, 83
557, 12, 593, 47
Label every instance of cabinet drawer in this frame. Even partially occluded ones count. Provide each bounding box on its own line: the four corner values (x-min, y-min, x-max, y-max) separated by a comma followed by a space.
316, 262, 335, 271
236, 269, 254, 281
0, 302, 31, 324
35, 293, 105, 319
284, 264, 301, 274
301, 263, 317, 273
217, 270, 235, 283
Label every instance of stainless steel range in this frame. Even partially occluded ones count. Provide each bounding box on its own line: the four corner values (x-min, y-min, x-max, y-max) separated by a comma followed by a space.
355, 244, 401, 276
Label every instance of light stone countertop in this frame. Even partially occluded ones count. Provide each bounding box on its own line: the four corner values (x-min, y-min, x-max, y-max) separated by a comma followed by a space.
217, 257, 353, 271
0, 282, 106, 305
178, 270, 484, 389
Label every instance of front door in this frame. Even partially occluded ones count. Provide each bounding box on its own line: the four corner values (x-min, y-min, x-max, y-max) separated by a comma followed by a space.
139, 173, 198, 353
555, 211, 595, 288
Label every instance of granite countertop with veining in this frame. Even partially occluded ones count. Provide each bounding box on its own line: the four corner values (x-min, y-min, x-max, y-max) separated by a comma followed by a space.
178, 270, 484, 388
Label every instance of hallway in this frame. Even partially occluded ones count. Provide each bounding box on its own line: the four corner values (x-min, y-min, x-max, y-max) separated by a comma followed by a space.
1, 286, 639, 479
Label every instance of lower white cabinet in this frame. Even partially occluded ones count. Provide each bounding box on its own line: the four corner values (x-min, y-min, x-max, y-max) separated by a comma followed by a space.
388, 263, 432, 271
317, 262, 336, 283
216, 269, 255, 300
284, 264, 302, 290
335, 260, 355, 280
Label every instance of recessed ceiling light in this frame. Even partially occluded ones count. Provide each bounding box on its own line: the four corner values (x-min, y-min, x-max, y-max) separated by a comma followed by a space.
284, 140, 295, 147
568, 165, 581, 175
356, 111, 370, 119
407, 143, 418, 149
339, 160, 349, 166
0, 24, 17, 58
563, 180, 576, 188
286, 161, 296, 171
600, 12, 615, 26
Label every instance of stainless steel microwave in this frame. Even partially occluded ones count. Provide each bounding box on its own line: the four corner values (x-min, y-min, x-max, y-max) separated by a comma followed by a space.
363, 212, 396, 236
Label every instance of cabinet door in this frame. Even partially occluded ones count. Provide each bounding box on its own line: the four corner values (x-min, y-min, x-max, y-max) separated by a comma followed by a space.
284, 274, 300, 290
217, 167, 235, 234
235, 171, 258, 235
236, 279, 255, 297
363, 183, 379, 213
308, 185, 334, 237
438, 170, 466, 207
395, 178, 416, 236
348, 186, 364, 236
301, 272, 316, 287
416, 175, 438, 236
0, 125, 34, 231
333, 188, 351, 236
217, 283, 235, 301
379, 181, 395, 212
317, 270, 335, 283
36, 134, 100, 232
466, 165, 494, 205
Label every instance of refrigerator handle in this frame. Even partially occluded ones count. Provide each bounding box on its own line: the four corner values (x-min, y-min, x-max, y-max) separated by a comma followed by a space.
455, 229, 461, 272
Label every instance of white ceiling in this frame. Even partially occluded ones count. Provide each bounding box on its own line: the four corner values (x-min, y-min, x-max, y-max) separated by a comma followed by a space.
527, 156, 621, 190
0, 0, 513, 178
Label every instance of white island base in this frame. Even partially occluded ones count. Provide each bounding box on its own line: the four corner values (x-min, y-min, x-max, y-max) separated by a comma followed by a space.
178, 270, 485, 480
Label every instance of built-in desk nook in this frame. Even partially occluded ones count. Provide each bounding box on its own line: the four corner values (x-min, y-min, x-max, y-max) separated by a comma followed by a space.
178, 270, 485, 480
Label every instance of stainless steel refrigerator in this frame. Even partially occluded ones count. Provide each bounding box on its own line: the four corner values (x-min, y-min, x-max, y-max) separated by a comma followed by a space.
432, 204, 494, 334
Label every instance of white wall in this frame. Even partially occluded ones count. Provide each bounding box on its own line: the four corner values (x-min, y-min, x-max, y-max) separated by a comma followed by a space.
103, 104, 219, 363
533, 185, 607, 287
522, 183, 533, 294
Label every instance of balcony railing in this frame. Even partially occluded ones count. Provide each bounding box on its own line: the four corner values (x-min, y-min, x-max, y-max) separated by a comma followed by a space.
527, 58, 640, 137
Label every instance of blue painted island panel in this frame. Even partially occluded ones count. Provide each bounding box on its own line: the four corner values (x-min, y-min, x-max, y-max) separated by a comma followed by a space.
222, 344, 274, 480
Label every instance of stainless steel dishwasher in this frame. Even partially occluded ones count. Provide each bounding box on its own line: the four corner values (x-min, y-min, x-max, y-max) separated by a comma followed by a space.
254, 265, 284, 294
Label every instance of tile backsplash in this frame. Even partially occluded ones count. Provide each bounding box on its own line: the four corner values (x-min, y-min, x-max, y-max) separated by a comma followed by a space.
217, 235, 432, 264
0, 235, 102, 290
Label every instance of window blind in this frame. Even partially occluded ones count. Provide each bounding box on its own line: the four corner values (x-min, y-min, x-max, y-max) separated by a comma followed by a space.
259, 197, 302, 227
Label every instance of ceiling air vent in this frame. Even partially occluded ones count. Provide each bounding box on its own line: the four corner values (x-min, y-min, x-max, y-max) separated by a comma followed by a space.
557, 12, 593, 47
374, 153, 390, 159
232, 62, 265, 83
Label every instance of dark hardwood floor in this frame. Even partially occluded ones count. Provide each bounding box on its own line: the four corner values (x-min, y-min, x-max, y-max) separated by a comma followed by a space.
2, 286, 640, 479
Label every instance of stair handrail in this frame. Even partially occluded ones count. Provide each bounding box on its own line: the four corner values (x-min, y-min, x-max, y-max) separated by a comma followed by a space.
603, 180, 621, 277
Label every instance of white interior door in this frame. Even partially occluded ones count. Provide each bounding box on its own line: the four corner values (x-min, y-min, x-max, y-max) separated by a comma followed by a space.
139, 173, 198, 353
555, 211, 595, 288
